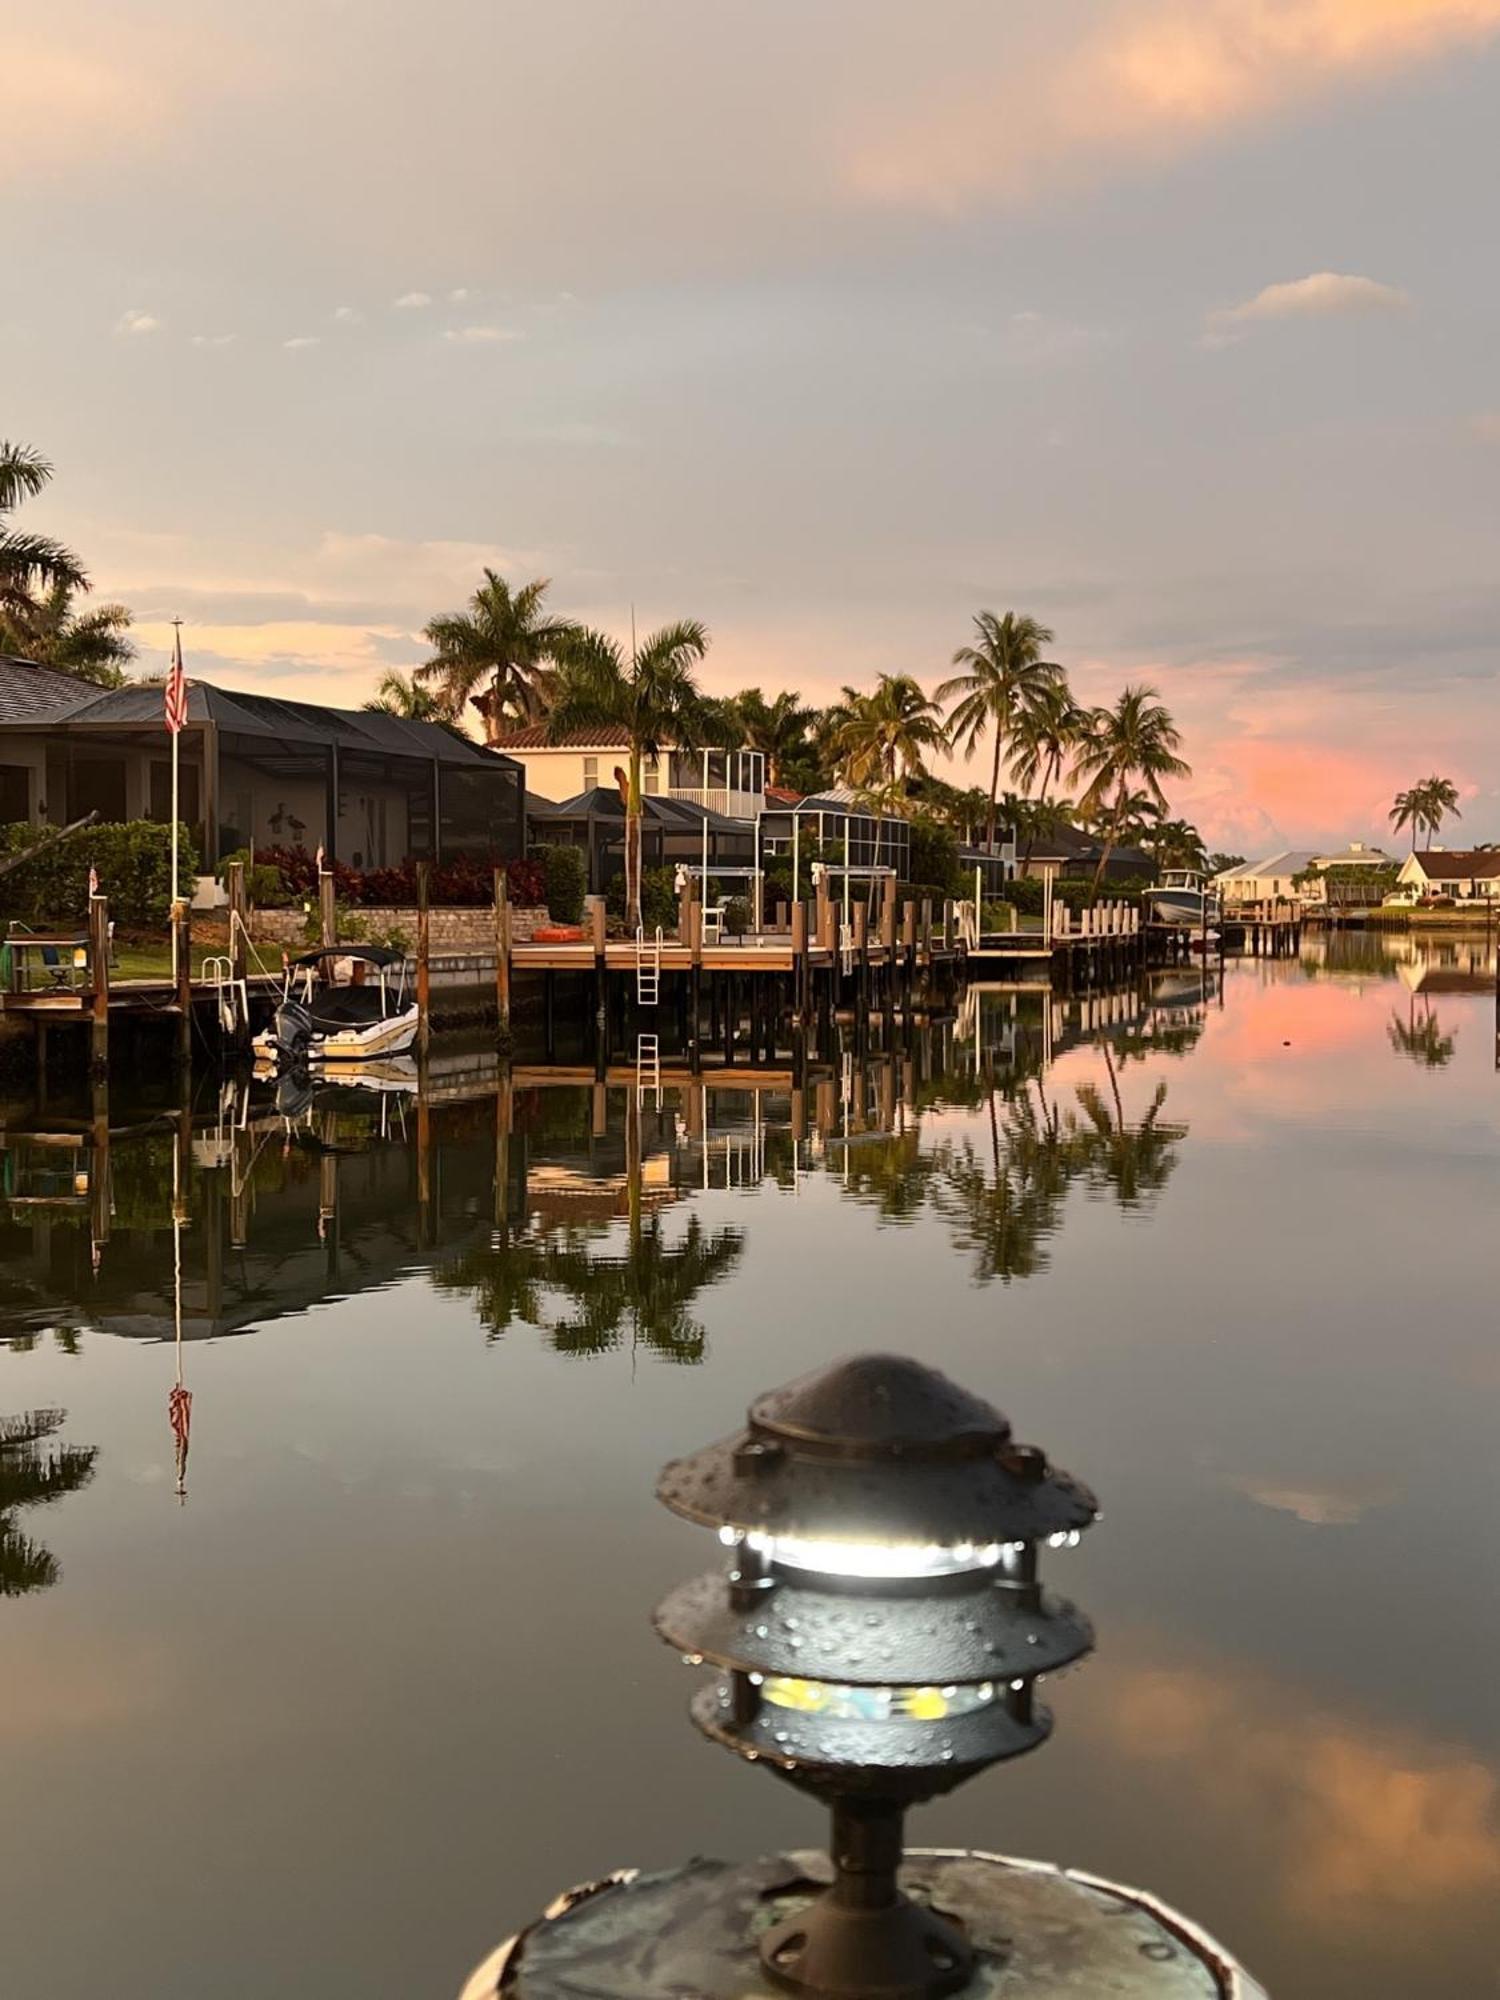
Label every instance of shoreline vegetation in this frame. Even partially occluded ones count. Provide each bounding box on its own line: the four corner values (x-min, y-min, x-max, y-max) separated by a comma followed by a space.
3, 440, 1487, 935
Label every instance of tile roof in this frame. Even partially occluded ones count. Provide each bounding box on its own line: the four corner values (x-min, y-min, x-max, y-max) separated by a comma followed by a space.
493, 723, 634, 750
0, 654, 96, 724
1407, 849, 1500, 879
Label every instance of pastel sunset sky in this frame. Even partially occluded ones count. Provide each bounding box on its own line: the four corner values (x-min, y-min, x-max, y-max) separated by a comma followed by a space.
7, 0, 1500, 850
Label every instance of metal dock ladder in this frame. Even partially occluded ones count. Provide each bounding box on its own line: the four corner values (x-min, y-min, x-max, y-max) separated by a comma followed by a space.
635, 1032, 662, 1108
636, 925, 663, 1006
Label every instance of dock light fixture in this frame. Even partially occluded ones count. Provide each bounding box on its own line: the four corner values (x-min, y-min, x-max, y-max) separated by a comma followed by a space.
654, 1353, 1097, 2000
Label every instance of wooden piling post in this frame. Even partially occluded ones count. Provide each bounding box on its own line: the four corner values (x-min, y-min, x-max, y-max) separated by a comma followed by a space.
319, 867, 337, 951
494, 867, 512, 1036
416, 861, 431, 1053
88, 892, 110, 1070
688, 897, 703, 1073
791, 901, 808, 1024
226, 860, 251, 1053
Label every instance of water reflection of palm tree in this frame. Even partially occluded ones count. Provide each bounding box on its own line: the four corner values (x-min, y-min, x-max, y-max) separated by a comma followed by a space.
936, 1082, 1075, 1282
1387, 998, 1456, 1069
0, 1408, 96, 1597
1073, 1044, 1186, 1208
435, 1094, 744, 1363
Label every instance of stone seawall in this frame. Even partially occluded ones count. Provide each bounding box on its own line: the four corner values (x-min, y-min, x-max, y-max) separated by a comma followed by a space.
249, 905, 550, 950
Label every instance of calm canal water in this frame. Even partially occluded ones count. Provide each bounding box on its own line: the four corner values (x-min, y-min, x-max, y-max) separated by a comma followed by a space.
2, 939, 1497, 2000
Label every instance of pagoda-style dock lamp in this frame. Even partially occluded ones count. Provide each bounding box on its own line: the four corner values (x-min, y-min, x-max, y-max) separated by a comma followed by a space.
458, 1356, 1268, 2000
654, 1353, 1095, 1997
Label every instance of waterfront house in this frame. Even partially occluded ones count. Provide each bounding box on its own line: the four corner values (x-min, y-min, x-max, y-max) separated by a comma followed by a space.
0, 668, 526, 873
1216, 843, 1394, 908
1020, 824, 1155, 885
1395, 848, 1500, 900
1215, 852, 1318, 906
493, 725, 767, 820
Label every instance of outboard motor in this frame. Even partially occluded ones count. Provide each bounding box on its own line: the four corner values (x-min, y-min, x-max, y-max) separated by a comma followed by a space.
271, 996, 315, 1065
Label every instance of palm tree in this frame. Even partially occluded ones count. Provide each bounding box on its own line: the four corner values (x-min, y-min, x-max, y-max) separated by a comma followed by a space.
833, 675, 947, 791
1141, 817, 1208, 873
1072, 686, 1191, 893
1390, 777, 1462, 851
1, 442, 91, 636
0, 581, 133, 686
1418, 776, 1460, 849
548, 618, 712, 929
1388, 787, 1421, 853
363, 668, 453, 723
732, 688, 815, 789
937, 612, 1059, 854
1007, 674, 1087, 863
416, 570, 582, 743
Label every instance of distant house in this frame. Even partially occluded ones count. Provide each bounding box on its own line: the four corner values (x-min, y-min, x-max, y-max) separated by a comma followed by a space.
1216, 842, 1394, 907
1396, 849, 1500, 900
1020, 824, 1155, 885
494, 726, 766, 821
1215, 852, 1318, 906
0, 665, 525, 872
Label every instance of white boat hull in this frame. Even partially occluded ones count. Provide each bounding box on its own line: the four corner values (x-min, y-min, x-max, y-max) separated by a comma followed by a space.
1149, 889, 1220, 928
253, 1004, 420, 1067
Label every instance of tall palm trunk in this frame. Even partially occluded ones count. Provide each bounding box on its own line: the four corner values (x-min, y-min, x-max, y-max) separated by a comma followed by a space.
1090, 780, 1128, 896
1021, 747, 1061, 869
986, 726, 1004, 852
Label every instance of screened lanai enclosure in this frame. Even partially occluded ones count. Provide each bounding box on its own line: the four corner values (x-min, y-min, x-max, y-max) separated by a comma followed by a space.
532, 787, 755, 894
756, 788, 912, 897
0, 683, 526, 871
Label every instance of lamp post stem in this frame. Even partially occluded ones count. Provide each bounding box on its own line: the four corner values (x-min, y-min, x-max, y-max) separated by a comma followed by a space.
830, 1799, 905, 1912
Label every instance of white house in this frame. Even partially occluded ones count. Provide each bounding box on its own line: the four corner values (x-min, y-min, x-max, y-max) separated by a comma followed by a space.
494, 725, 766, 818
1215, 841, 1394, 907
1396, 849, 1500, 900
1214, 851, 1317, 906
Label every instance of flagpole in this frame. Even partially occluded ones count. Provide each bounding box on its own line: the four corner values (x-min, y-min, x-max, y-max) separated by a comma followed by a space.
170, 619, 183, 914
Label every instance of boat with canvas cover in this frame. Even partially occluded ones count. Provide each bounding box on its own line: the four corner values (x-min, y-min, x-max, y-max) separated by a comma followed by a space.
253, 945, 418, 1068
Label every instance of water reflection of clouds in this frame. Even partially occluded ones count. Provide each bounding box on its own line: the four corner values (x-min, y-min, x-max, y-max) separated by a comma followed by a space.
1093, 1652, 1500, 1931
1228, 1477, 1396, 1527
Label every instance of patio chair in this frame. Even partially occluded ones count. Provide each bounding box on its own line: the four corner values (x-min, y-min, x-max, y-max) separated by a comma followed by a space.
702, 899, 730, 943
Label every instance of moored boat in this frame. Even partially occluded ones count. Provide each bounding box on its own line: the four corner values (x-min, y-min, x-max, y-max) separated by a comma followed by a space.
1148, 868, 1222, 931
252, 945, 418, 1069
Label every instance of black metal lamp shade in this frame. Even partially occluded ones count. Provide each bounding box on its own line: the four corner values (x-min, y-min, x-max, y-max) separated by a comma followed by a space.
654, 1354, 1097, 1999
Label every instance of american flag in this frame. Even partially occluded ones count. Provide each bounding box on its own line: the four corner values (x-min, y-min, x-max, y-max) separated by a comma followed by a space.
88, 864, 99, 897
164, 626, 188, 735
168, 1383, 193, 1500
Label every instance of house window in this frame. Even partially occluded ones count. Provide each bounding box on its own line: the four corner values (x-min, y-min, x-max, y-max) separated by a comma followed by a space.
643, 753, 660, 795
582, 756, 599, 790
0, 763, 28, 822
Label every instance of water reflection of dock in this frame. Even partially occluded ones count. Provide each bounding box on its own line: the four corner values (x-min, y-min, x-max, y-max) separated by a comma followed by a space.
0, 986, 1199, 1354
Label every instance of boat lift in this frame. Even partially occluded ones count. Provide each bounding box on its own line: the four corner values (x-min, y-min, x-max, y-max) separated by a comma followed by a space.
808, 860, 898, 929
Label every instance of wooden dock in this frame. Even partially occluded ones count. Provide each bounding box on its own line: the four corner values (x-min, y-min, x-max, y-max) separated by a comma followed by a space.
3, 864, 1203, 1075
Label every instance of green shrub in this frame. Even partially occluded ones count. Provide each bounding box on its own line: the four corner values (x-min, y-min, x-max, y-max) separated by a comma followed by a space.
536, 843, 587, 924
0, 820, 198, 927
905, 819, 963, 896
604, 865, 678, 930
217, 847, 294, 908
722, 895, 751, 937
